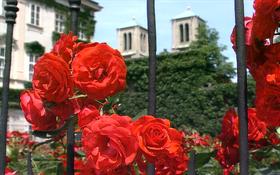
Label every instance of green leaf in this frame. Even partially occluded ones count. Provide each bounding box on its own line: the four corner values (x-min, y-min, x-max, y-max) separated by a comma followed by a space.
195, 151, 215, 169
56, 162, 64, 175
133, 109, 147, 121
76, 150, 85, 157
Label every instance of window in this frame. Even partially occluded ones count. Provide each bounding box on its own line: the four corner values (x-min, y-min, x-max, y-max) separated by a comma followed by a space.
179, 23, 190, 43
185, 24, 189, 42
124, 33, 127, 51
123, 32, 132, 51
128, 32, 132, 50
180, 24, 184, 43
140, 33, 146, 52
78, 22, 87, 41
143, 34, 146, 52
30, 4, 40, 26
28, 54, 39, 81
55, 13, 65, 33
0, 47, 5, 77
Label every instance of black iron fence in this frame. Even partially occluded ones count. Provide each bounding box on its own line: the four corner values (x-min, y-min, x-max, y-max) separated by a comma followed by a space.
0, 0, 247, 174
0, 0, 19, 174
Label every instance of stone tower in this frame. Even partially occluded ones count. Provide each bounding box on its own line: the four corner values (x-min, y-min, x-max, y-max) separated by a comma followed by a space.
172, 7, 205, 51
117, 18, 149, 59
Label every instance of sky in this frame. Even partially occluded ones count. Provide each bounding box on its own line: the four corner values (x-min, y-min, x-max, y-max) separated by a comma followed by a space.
94, 0, 255, 67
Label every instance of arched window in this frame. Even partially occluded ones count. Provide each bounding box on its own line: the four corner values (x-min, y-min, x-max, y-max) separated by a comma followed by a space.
0, 0, 3, 15
140, 34, 143, 52
128, 32, 132, 50
179, 24, 184, 43
185, 23, 189, 42
124, 33, 127, 51
143, 34, 146, 52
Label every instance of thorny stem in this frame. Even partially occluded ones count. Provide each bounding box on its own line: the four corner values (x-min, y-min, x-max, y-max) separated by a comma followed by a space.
69, 94, 87, 100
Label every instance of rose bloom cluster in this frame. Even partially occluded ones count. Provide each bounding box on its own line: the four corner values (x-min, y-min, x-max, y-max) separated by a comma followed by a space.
20, 33, 188, 174
215, 0, 280, 174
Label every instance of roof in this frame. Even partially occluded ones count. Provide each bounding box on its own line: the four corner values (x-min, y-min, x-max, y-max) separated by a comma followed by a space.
172, 6, 196, 20
82, 0, 103, 11
117, 18, 147, 29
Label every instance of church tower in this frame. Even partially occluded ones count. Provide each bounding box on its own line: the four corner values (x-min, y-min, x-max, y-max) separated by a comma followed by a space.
172, 7, 205, 51
117, 18, 149, 59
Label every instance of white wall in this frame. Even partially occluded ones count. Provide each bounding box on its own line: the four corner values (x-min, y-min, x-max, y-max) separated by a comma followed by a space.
172, 16, 202, 51
117, 26, 149, 59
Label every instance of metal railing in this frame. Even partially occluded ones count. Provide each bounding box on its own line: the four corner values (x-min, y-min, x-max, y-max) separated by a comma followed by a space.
0, 0, 19, 174
234, 0, 248, 175
0, 0, 248, 174
147, 0, 157, 174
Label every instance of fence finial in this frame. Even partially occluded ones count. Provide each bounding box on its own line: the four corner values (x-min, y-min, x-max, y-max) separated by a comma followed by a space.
5, 0, 19, 24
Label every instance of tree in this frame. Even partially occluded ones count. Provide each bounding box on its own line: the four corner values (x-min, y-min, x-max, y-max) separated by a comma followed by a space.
117, 23, 255, 135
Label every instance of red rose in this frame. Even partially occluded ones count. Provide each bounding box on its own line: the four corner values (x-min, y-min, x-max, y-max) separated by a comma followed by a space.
135, 149, 188, 175
268, 132, 280, 145
219, 108, 266, 146
231, 17, 253, 50
218, 109, 239, 147
154, 148, 188, 175
132, 115, 184, 161
186, 132, 210, 147
73, 42, 98, 54
49, 99, 77, 121
5, 168, 16, 175
72, 43, 127, 100
230, 17, 266, 80
52, 32, 78, 64
76, 164, 135, 175
82, 114, 138, 173
215, 145, 239, 170
33, 53, 73, 103
104, 165, 136, 175
78, 105, 100, 128
262, 45, 280, 95
247, 108, 267, 142
20, 90, 57, 131
255, 45, 280, 126
252, 0, 280, 41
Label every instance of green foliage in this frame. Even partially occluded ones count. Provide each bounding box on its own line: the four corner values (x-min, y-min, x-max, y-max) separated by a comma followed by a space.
24, 41, 45, 55
117, 24, 255, 135
0, 88, 21, 108
195, 157, 223, 175
52, 31, 61, 44
195, 151, 216, 169
24, 81, 32, 89
79, 10, 97, 41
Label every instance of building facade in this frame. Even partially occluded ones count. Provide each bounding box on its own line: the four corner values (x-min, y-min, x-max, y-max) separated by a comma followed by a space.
172, 7, 205, 51
0, 0, 102, 132
117, 7, 205, 58
0, 0, 102, 89
117, 18, 149, 59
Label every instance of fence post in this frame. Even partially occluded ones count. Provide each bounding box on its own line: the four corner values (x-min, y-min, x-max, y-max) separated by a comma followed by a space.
234, 0, 248, 175
147, 0, 157, 174
67, 0, 81, 174
0, 0, 18, 174
27, 126, 33, 175
188, 151, 196, 175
